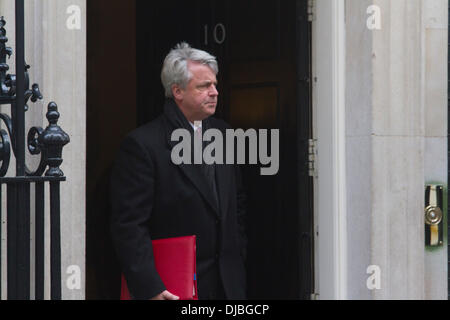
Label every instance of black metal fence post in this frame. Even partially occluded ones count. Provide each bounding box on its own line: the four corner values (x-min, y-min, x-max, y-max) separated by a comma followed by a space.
50, 181, 61, 300
15, 0, 25, 177
35, 181, 45, 300
0, 1, 70, 300
6, 183, 17, 298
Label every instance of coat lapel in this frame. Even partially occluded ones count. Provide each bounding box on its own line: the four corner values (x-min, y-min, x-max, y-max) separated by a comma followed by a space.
163, 99, 220, 216
177, 161, 220, 216
214, 151, 231, 220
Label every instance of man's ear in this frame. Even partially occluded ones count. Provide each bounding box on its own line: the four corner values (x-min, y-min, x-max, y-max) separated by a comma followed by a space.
172, 84, 183, 100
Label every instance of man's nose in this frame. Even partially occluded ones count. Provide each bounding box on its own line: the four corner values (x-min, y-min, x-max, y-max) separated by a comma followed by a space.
209, 85, 219, 96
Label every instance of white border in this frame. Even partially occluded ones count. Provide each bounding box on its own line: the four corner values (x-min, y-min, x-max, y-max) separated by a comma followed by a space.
312, 0, 347, 299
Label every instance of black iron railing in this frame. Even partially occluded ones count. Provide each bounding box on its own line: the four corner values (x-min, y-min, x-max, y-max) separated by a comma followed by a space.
0, 0, 69, 300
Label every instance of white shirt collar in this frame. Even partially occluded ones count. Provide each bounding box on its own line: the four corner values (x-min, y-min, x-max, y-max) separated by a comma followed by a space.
190, 120, 202, 131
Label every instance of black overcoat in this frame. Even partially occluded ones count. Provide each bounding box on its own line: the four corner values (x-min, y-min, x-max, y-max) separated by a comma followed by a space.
110, 99, 247, 300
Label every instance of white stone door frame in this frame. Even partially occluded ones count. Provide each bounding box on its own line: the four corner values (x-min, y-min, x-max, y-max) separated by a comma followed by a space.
311, 0, 347, 300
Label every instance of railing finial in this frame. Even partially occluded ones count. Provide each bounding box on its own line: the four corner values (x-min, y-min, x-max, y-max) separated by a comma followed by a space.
39, 102, 70, 177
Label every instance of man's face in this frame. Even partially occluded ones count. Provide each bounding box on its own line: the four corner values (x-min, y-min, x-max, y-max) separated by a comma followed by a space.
173, 61, 218, 122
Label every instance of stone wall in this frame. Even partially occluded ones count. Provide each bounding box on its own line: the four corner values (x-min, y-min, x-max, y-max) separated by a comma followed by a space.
345, 0, 448, 299
0, 0, 86, 300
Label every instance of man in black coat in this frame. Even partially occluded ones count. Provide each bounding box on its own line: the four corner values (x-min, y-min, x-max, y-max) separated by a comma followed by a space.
110, 42, 247, 300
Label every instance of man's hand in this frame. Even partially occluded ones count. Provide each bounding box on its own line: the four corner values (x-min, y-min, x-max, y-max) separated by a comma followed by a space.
150, 290, 180, 300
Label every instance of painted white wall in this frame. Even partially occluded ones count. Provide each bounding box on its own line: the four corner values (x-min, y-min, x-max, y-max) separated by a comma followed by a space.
422, 0, 448, 300
345, 0, 373, 300
0, 0, 86, 300
312, 0, 348, 300
369, 0, 447, 300
41, 0, 86, 301
314, 0, 447, 299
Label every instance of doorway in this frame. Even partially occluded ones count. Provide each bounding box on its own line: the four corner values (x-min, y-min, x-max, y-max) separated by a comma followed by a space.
86, 0, 313, 299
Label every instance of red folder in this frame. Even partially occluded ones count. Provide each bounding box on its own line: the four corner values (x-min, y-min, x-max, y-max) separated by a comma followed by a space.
120, 235, 198, 300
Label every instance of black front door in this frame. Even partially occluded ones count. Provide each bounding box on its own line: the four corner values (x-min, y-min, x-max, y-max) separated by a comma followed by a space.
137, 0, 313, 299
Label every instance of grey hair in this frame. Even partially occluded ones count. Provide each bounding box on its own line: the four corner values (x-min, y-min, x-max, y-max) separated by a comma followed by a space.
161, 42, 219, 98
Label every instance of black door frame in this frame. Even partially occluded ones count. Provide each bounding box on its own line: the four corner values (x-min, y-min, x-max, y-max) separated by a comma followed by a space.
136, 0, 314, 299
295, 0, 314, 300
